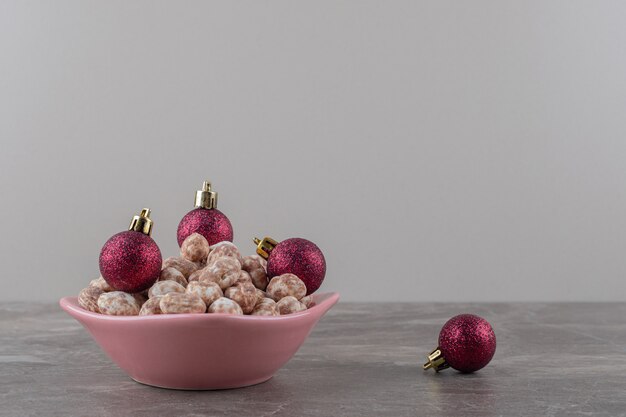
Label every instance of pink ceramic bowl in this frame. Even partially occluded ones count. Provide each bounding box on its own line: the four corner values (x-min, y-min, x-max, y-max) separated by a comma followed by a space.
60, 292, 339, 390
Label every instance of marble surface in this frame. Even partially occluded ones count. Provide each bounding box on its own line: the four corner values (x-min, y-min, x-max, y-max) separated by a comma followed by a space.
1, 302, 625, 417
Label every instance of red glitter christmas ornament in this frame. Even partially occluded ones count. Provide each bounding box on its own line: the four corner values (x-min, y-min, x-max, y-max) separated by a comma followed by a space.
99, 208, 162, 293
177, 181, 233, 246
423, 314, 496, 373
253, 236, 326, 295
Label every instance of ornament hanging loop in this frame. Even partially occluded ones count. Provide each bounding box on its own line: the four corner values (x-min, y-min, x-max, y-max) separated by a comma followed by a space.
423, 347, 450, 372
194, 180, 218, 209
129, 208, 154, 236
253, 236, 279, 259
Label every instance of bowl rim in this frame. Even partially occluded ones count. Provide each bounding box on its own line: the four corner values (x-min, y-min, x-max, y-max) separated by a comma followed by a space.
60, 292, 339, 323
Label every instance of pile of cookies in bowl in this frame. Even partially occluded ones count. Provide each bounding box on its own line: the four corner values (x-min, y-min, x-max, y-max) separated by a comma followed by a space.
78, 233, 314, 317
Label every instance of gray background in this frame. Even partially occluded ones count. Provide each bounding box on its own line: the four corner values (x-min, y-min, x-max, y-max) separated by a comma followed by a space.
2, 0, 626, 302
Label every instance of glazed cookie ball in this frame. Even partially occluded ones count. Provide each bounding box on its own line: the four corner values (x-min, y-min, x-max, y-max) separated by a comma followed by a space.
160, 293, 206, 314
206, 257, 241, 278
276, 296, 307, 315
252, 298, 279, 316
159, 267, 188, 287
180, 233, 210, 263
208, 297, 243, 315
162, 256, 199, 279
132, 292, 148, 307
89, 276, 113, 292
300, 295, 315, 308
139, 296, 163, 315
254, 288, 266, 305
217, 272, 241, 290
186, 281, 223, 306
187, 269, 203, 283
78, 286, 104, 313
242, 255, 269, 290
200, 257, 242, 289
207, 241, 243, 265
225, 281, 257, 314
235, 270, 252, 285
148, 280, 186, 298
266, 273, 307, 301
97, 291, 141, 316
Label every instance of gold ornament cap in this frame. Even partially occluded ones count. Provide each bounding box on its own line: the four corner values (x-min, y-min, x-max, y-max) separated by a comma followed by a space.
253, 236, 279, 259
129, 208, 154, 236
194, 181, 218, 209
423, 347, 450, 372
